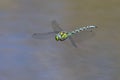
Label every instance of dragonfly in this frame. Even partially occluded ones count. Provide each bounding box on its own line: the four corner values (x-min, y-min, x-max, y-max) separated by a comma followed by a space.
32, 20, 97, 48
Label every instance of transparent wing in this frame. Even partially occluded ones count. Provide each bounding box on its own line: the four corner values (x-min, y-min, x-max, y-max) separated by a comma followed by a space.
52, 20, 77, 48
32, 20, 77, 48
32, 32, 57, 39
68, 36, 77, 48
32, 20, 62, 39
51, 20, 63, 33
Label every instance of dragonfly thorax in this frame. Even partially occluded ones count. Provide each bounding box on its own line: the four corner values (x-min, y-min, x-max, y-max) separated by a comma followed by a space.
55, 31, 69, 41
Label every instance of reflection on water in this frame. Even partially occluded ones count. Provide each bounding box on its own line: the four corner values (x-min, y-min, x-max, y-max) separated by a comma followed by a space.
0, 0, 120, 80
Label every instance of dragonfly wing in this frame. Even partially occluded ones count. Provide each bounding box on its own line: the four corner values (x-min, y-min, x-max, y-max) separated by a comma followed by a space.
52, 20, 77, 48
32, 32, 57, 39
68, 36, 77, 48
51, 20, 63, 33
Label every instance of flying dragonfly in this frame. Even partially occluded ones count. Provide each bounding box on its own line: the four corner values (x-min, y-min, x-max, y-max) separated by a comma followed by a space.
32, 20, 97, 48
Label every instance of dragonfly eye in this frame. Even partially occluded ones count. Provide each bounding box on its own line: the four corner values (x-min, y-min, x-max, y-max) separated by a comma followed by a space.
60, 32, 63, 35
55, 35, 59, 41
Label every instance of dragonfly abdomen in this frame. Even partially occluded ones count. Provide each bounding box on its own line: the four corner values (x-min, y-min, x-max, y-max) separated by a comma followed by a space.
70, 26, 97, 36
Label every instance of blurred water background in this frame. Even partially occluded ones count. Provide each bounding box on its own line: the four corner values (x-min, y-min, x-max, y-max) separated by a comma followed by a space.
0, 0, 120, 80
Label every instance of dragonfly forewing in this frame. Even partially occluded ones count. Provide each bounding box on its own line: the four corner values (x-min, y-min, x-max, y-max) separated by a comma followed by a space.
51, 20, 63, 33
32, 32, 58, 39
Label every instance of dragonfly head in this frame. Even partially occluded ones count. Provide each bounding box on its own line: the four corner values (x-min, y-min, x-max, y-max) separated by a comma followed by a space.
55, 31, 68, 41
55, 34, 60, 41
